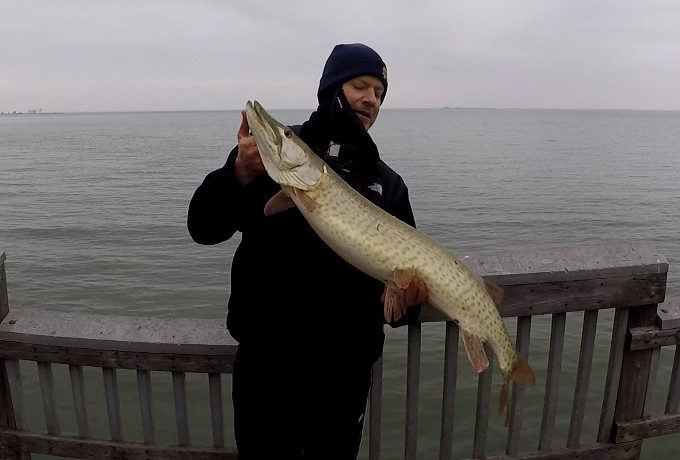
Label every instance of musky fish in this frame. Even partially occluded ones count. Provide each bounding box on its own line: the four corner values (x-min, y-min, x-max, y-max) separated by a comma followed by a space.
245, 100, 535, 424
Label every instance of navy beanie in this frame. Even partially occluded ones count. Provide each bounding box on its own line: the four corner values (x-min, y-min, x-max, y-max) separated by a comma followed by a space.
317, 43, 388, 104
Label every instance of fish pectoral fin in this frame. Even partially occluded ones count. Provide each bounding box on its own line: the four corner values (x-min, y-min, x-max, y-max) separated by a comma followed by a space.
293, 187, 317, 213
383, 282, 407, 323
485, 282, 504, 307
461, 329, 489, 373
264, 190, 296, 216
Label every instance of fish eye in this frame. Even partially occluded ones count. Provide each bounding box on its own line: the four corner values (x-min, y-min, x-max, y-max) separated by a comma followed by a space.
283, 128, 293, 138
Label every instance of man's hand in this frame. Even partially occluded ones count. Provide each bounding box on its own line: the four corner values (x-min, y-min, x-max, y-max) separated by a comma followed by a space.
381, 274, 428, 322
233, 111, 266, 186
403, 278, 428, 307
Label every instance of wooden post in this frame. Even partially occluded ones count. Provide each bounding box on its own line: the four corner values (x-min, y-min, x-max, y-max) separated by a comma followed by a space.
0, 252, 8, 322
1, 252, 29, 460
611, 303, 660, 459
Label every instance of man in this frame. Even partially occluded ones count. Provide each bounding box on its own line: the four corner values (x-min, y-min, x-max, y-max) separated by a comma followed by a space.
187, 43, 426, 459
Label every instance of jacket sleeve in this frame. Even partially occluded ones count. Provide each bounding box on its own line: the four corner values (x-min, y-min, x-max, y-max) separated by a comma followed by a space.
187, 146, 249, 245
386, 181, 422, 328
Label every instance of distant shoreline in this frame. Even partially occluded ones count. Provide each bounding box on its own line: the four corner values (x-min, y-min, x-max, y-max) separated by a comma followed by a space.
0, 112, 63, 115
2, 108, 679, 115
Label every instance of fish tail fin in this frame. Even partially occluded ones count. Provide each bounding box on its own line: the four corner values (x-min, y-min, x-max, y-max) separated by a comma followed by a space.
498, 381, 510, 427
498, 355, 535, 427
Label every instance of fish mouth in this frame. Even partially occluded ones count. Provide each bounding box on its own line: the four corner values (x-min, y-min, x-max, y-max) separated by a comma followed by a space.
247, 100, 280, 148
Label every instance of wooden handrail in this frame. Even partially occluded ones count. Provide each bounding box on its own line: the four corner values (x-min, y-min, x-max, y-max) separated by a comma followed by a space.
0, 242, 677, 460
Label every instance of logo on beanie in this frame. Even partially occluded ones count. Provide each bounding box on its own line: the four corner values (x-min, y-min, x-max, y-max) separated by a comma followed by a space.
382, 66, 388, 82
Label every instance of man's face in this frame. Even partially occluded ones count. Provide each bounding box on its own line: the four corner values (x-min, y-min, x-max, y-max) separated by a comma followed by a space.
341, 75, 384, 131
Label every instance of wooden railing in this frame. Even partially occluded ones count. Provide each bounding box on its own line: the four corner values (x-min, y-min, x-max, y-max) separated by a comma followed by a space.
0, 242, 678, 460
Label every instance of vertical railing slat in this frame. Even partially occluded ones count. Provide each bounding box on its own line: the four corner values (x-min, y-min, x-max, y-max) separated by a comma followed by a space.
4, 359, 27, 430
102, 367, 123, 441
37, 362, 60, 435
173, 371, 190, 446
439, 322, 459, 460
642, 347, 661, 417
369, 356, 384, 460
472, 345, 493, 459
404, 323, 421, 460
665, 344, 680, 414
597, 307, 630, 442
506, 315, 532, 454
137, 370, 155, 444
69, 365, 90, 438
208, 373, 224, 448
567, 309, 598, 447
539, 312, 567, 451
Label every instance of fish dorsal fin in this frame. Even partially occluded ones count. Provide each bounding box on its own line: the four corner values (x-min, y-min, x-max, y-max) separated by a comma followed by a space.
461, 329, 489, 373
264, 190, 296, 216
485, 282, 504, 307
508, 353, 535, 385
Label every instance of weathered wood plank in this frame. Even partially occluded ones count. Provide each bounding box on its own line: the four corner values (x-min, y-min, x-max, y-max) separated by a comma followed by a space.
136, 370, 154, 444
208, 373, 224, 448
629, 324, 680, 350
0, 253, 9, 322
418, 273, 666, 322
597, 307, 629, 443
472, 345, 493, 459
0, 255, 19, 460
614, 305, 659, 423
102, 368, 123, 442
613, 413, 680, 443
0, 429, 238, 460
404, 323, 421, 460
483, 440, 642, 460
439, 321, 458, 460
506, 315, 532, 455
666, 344, 680, 414
0, 341, 235, 374
0, 311, 238, 355
69, 365, 90, 438
37, 362, 60, 436
643, 347, 660, 418
0, 358, 15, 429
567, 309, 598, 447
467, 241, 667, 284
4, 360, 27, 431
369, 356, 383, 460
657, 298, 680, 330
173, 371, 190, 447
539, 312, 566, 451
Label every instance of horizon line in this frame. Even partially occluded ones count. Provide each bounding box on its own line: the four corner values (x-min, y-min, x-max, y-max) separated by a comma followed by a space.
3, 106, 679, 115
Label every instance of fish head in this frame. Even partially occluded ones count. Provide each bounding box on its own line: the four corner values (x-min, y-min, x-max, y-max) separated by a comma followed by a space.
245, 100, 322, 189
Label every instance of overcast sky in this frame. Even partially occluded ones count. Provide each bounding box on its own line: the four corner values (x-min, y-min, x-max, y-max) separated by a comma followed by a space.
2, 1, 679, 112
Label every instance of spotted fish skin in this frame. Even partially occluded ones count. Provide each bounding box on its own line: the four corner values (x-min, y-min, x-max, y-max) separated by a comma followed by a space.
245, 101, 535, 420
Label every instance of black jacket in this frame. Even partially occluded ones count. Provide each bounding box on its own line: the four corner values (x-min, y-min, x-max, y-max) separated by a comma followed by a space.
187, 93, 420, 366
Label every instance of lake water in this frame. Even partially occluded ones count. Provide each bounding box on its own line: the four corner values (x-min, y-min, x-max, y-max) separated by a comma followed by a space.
1, 108, 679, 458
